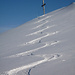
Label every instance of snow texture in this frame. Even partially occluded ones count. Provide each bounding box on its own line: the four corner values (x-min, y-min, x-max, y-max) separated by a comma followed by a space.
0, 2, 75, 75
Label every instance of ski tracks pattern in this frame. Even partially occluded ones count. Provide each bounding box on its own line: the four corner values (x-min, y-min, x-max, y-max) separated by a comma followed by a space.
6, 53, 62, 75
2, 15, 63, 75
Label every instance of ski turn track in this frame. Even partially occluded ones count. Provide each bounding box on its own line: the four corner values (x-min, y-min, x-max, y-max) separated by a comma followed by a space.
6, 53, 62, 75
19, 31, 59, 47
7, 41, 60, 58
26, 25, 55, 36
32, 21, 49, 29
34, 15, 53, 24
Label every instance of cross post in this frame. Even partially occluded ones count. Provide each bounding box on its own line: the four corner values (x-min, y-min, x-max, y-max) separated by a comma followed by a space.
41, 0, 46, 15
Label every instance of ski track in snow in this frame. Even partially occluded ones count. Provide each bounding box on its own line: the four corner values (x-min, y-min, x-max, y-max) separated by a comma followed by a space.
34, 15, 53, 24
7, 41, 60, 58
5, 53, 62, 75
1, 3, 75, 75
32, 21, 49, 29
26, 25, 55, 36
3, 15, 59, 75
19, 31, 59, 47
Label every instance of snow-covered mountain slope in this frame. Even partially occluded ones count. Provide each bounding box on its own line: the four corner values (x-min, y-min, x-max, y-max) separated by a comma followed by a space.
0, 2, 75, 75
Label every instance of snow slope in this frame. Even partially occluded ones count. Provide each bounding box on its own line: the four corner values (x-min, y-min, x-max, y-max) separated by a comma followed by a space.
0, 2, 75, 75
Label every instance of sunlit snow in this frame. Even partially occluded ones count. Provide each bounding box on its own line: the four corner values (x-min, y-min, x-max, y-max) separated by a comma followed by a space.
0, 2, 75, 75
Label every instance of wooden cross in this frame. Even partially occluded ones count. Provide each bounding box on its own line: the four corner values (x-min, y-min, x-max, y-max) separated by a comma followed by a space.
41, 0, 46, 15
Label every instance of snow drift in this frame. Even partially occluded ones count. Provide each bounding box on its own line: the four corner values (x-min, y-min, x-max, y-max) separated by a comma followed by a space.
0, 2, 75, 75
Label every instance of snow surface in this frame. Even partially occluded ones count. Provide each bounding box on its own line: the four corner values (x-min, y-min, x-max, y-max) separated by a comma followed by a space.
0, 2, 75, 75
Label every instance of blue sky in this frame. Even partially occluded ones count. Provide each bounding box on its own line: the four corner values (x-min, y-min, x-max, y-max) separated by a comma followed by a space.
0, 0, 75, 33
